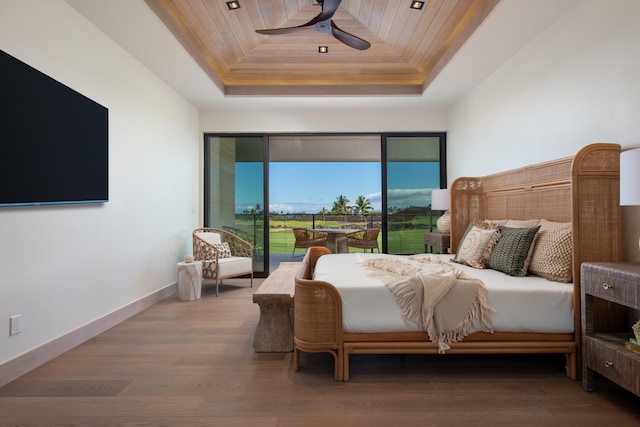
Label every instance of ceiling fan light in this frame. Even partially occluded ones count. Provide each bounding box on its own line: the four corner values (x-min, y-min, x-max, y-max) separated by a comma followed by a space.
226, 1, 240, 10
318, 46, 329, 54
410, 1, 425, 10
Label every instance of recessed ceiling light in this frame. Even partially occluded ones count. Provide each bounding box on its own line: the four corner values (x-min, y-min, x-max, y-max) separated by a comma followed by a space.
410, 1, 425, 10
318, 46, 328, 54
226, 1, 240, 10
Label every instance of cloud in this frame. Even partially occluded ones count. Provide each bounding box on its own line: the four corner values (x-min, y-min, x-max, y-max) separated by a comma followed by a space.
364, 191, 382, 207
387, 188, 433, 208
268, 202, 328, 214
260, 188, 437, 214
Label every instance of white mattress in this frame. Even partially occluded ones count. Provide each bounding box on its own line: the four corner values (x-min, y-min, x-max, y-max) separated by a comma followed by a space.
312, 253, 574, 334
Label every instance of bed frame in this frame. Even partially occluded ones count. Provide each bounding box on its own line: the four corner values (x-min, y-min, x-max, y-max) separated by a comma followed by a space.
294, 143, 623, 381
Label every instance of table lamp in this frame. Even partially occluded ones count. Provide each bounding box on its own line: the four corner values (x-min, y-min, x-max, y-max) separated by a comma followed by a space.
621, 147, 640, 251
432, 188, 451, 234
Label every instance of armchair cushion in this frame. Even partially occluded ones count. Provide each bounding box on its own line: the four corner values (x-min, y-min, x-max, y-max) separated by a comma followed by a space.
217, 256, 253, 277
196, 231, 221, 245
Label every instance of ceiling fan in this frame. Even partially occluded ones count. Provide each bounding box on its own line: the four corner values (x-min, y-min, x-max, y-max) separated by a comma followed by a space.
255, 0, 371, 51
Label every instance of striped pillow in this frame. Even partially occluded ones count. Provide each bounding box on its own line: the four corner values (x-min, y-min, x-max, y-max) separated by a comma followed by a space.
487, 226, 540, 277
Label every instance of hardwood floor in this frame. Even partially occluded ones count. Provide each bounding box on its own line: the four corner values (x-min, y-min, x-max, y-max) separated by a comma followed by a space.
1, 278, 639, 426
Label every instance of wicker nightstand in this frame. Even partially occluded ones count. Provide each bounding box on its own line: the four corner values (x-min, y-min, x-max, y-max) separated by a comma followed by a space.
424, 232, 450, 254
581, 262, 640, 396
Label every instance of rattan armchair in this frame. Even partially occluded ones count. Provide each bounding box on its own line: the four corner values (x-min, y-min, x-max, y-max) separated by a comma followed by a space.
192, 227, 253, 296
291, 228, 328, 258
345, 228, 380, 253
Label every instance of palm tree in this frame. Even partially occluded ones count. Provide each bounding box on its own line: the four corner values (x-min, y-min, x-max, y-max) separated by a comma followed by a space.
331, 195, 351, 225
250, 203, 263, 216
352, 195, 373, 227
318, 207, 330, 223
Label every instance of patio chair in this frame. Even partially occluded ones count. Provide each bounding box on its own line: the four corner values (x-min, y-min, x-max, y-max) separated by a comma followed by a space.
292, 228, 328, 258
193, 227, 253, 296
345, 228, 380, 253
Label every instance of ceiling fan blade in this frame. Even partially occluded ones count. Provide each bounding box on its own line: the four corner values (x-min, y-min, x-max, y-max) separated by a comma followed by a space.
256, 0, 371, 50
317, 0, 342, 21
330, 21, 371, 50
256, 27, 307, 36
256, 3, 334, 36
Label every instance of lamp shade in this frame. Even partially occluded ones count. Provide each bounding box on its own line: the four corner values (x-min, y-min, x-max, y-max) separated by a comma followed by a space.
431, 188, 450, 211
621, 147, 640, 206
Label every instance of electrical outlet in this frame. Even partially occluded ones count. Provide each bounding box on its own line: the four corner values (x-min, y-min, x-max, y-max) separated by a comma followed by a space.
10, 314, 21, 336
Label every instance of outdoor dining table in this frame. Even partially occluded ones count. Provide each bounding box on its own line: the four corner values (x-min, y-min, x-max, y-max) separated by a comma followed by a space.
312, 228, 360, 254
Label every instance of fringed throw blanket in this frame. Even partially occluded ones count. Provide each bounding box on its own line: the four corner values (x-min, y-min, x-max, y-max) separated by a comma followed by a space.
362, 257, 495, 353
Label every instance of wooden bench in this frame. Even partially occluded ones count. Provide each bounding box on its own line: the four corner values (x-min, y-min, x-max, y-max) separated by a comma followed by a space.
252, 262, 299, 352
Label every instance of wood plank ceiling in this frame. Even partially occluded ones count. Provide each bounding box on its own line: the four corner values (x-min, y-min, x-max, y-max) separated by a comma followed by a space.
145, 0, 500, 96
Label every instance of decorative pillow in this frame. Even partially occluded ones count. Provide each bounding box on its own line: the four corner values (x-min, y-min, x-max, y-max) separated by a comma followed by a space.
483, 219, 508, 228
213, 242, 232, 258
452, 226, 501, 269
528, 220, 573, 283
453, 222, 475, 254
504, 219, 541, 228
452, 221, 494, 260
487, 226, 541, 276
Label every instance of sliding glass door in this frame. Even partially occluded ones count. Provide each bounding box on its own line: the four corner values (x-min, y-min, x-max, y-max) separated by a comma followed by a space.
204, 135, 267, 275
268, 135, 382, 262
384, 134, 446, 254
204, 132, 446, 273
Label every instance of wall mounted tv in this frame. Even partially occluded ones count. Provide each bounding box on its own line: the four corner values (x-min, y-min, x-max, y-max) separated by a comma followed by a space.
0, 50, 108, 207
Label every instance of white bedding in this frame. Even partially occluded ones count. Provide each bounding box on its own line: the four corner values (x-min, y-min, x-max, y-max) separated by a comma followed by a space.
312, 253, 574, 334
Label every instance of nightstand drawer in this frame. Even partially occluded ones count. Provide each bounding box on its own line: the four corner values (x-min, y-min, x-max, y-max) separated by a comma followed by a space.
583, 335, 640, 395
581, 262, 640, 396
581, 263, 640, 309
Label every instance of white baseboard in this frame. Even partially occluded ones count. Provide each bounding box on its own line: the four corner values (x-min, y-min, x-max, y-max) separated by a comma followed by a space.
0, 283, 177, 387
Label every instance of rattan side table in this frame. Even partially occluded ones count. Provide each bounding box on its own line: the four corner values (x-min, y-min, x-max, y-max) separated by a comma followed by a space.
581, 262, 640, 396
424, 232, 450, 254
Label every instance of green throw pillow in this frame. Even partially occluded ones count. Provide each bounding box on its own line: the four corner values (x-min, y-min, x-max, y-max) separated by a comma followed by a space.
487, 226, 540, 277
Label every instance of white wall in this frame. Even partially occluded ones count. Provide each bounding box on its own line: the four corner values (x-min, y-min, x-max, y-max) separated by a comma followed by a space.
448, 0, 640, 175
447, 0, 640, 262
199, 102, 447, 134
0, 0, 200, 366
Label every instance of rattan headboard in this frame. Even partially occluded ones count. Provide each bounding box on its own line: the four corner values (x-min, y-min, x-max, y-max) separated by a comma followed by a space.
450, 142, 623, 288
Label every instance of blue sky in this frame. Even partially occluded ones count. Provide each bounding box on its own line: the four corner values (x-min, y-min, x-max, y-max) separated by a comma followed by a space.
236, 162, 440, 214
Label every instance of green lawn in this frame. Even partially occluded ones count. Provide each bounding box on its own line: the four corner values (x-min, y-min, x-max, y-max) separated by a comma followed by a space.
268, 225, 430, 254
235, 215, 437, 255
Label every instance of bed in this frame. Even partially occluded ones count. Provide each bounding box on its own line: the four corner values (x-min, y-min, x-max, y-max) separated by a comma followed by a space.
294, 143, 623, 381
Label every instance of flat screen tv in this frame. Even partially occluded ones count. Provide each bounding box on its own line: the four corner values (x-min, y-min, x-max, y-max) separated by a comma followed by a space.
0, 50, 108, 207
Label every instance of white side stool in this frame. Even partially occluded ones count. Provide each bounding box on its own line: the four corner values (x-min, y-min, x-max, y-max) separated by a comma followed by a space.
177, 261, 202, 301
